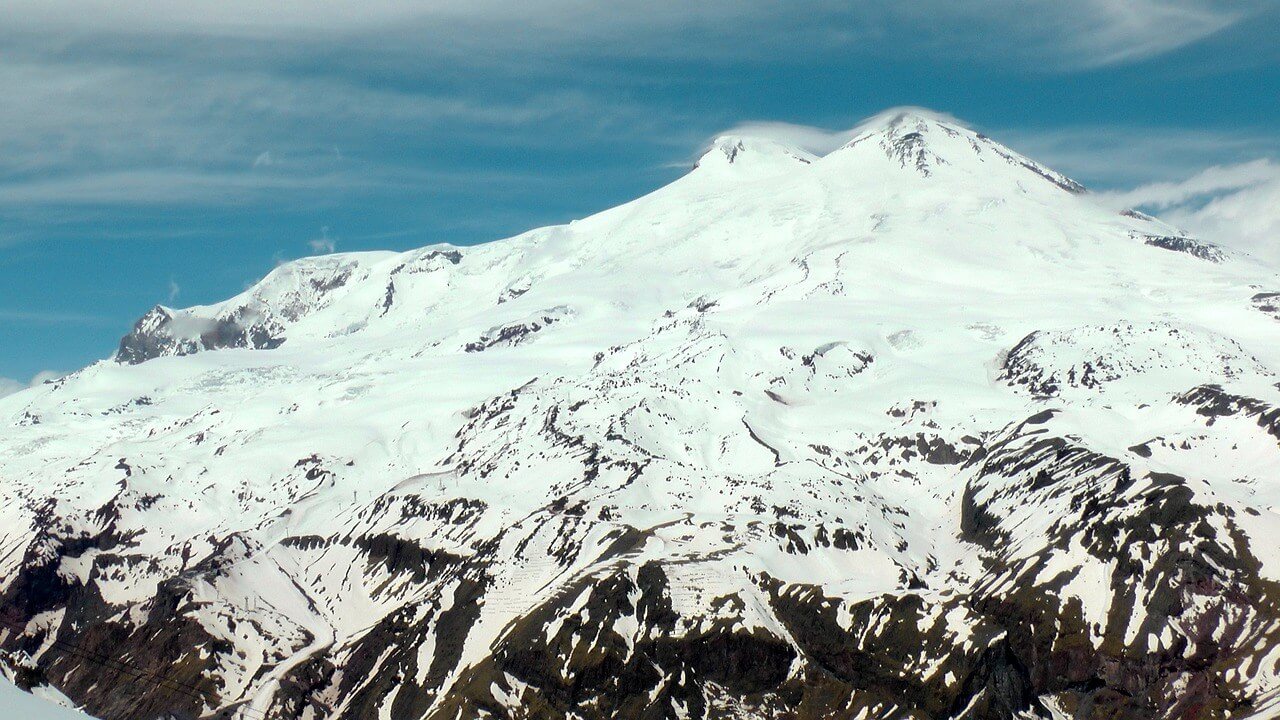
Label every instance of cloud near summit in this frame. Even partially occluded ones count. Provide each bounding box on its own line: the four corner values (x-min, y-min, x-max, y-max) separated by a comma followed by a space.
710, 108, 968, 157
702, 113, 1280, 267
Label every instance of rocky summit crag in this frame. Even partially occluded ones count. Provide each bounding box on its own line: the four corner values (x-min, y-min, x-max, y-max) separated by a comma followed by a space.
3, 109, 1280, 720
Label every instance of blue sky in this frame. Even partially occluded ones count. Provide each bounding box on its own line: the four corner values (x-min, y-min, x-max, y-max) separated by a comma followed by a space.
2, 0, 1278, 390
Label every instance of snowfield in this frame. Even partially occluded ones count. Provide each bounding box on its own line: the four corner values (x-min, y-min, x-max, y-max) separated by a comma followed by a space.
2, 109, 1279, 720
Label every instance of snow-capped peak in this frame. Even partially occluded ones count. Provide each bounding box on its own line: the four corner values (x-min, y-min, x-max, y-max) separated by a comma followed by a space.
692, 107, 1087, 196
831, 108, 1086, 192
851, 106, 963, 133
692, 134, 817, 175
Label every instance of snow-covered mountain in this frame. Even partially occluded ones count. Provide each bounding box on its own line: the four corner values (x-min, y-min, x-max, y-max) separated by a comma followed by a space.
2, 109, 1279, 720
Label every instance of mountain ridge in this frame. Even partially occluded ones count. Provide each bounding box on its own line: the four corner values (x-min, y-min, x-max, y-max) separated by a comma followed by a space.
108, 109, 1248, 369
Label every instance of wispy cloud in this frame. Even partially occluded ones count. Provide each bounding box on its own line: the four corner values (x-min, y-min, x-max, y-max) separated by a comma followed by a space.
0, 309, 114, 326
992, 124, 1280, 264
1096, 160, 1280, 265
995, 126, 1280, 188
2, 1, 1260, 67
1168, 177, 1280, 267
0, 1, 1269, 219
30, 370, 65, 386
1035, 0, 1244, 67
1099, 159, 1278, 208
308, 227, 337, 255
0, 55, 647, 209
705, 108, 968, 159
0, 369, 65, 399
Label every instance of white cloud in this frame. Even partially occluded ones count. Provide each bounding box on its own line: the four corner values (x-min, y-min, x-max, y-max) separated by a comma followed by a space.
1056, 0, 1242, 66
1101, 160, 1280, 266
308, 228, 336, 254
168, 278, 181, 302
995, 126, 1279, 188
712, 108, 968, 157
0, 309, 110, 325
0, 56, 651, 209
1171, 180, 1280, 266
30, 370, 65, 386
0, 1, 1267, 216
1, 1, 1258, 68
1100, 159, 1278, 208
0, 370, 65, 399
0, 377, 23, 398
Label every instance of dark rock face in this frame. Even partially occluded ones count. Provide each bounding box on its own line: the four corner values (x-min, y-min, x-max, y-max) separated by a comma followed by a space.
465, 307, 572, 353
886, 131, 937, 175
8, 320, 1280, 720
9, 410, 1278, 720
7, 361, 1279, 720
1122, 209, 1157, 221
1176, 385, 1280, 445
1252, 292, 1280, 321
999, 323, 1266, 398
391, 249, 463, 275
0, 518, 227, 720
1138, 234, 1227, 263
957, 417, 1280, 720
115, 306, 284, 365
432, 564, 803, 720
1000, 331, 1083, 397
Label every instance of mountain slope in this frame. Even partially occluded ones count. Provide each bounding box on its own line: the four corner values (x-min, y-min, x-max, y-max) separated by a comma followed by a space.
2, 109, 1280, 720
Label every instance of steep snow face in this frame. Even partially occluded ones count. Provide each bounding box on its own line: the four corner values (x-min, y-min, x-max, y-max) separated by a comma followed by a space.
2, 109, 1280, 720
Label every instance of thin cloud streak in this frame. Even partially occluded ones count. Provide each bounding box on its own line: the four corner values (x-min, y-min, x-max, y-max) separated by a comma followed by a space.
0, 2, 1269, 218
0, 56, 671, 209
2, 0, 1260, 68
995, 125, 1280, 188
0, 309, 115, 326
1066, 0, 1243, 67
1101, 159, 1278, 208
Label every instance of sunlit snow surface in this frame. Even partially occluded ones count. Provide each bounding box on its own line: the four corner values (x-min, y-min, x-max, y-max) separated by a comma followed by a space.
2, 111, 1280, 719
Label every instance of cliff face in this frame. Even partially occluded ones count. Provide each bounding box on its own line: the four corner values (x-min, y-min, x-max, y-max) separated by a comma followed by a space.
3, 110, 1280, 720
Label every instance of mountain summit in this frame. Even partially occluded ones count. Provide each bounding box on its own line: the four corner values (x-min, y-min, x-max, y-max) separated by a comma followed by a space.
2, 110, 1279, 720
